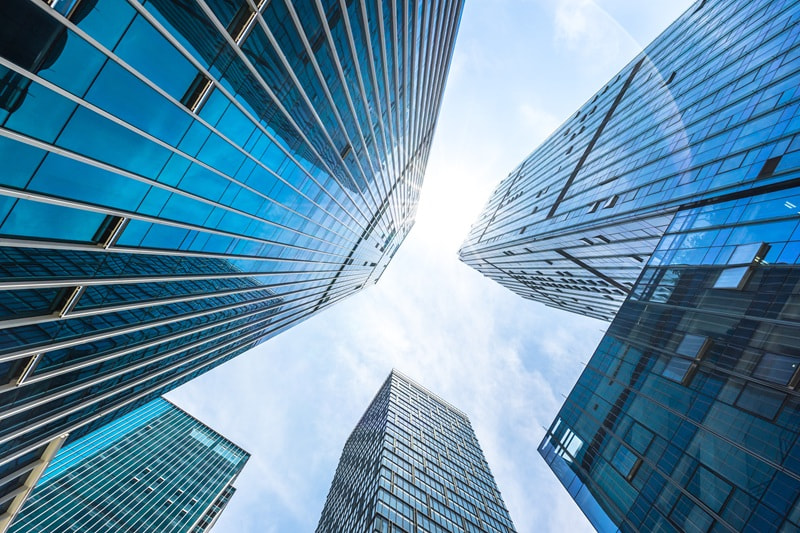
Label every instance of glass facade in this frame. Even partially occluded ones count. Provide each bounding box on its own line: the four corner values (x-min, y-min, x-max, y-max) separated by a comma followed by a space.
541, 184, 800, 532
317, 370, 517, 533
7, 397, 248, 532
0, 0, 464, 511
530, 1, 800, 531
460, 0, 800, 321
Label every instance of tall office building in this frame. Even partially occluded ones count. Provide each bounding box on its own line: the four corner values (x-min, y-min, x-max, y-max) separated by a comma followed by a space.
7, 397, 248, 532
527, 1, 800, 531
317, 370, 517, 533
0, 0, 464, 511
540, 183, 800, 532
459, 0, 800, 321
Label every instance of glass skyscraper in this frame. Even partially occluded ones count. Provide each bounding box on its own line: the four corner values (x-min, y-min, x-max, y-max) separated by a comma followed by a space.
7, 397, 248, 532
496, 0, 800, 531
0, 0, 464, 512
317, 370, 517, 533
459, 0, 800, 322
541, 183, 800, 532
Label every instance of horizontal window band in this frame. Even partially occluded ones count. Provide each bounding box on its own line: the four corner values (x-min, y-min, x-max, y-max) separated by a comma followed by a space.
0, 272, 364, 363
27, 0, 392, 238
0, 57, 376, 245
7, 275, 364, 389
0, 268, 367, 330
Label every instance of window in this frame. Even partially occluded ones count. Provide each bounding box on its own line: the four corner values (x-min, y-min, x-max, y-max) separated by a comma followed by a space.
714, 243, 770, 289
753, 353, 800, 386
14, 353, 43, 386
180, 73, 214, 113
93, 215, 128, 248
664, 334, 711, 385
604, 195, 619, 209
611, 445, 641, 481
626, 422, 654, 454
729, 243, 768, 265
713, 266, 751, 289
676, 334, 711, 359
687, 466, 731, 513
663, 356, 694, 383
735, 382, 785, 419
757, 156, 782, 179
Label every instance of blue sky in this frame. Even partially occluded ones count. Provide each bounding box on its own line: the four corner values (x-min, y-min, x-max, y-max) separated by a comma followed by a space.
168, 1, 694, 531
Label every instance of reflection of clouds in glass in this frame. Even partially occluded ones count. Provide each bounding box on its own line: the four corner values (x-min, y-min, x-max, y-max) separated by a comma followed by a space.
553, 0, 640, 72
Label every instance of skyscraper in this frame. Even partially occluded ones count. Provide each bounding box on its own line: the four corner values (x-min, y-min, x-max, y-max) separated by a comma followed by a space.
6, 397, 248, 533
540, 183, 800, 532
0, 0, 464, 508
459, 0, 800, 321
508, 0, 800, 531
317, 370, 517, 533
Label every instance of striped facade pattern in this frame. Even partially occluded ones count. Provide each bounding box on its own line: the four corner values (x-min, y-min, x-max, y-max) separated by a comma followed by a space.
460, 0, 800, 321
0, 0, 464, 510
8, 397, 248, 532
317, 370, 517, 533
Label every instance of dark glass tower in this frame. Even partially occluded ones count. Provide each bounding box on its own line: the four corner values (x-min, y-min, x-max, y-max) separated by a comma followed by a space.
459, 0, 800, 322
0, 0, 464, 510
522, 1, 800, 531
317, 370, 517, 533
7, 397, 248, 532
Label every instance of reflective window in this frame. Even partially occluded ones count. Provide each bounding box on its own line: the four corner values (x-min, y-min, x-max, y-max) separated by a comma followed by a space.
662, 356, 693, 383
753, 353, 800, 386
712, 266, 751, 289
610, 445, 640, 481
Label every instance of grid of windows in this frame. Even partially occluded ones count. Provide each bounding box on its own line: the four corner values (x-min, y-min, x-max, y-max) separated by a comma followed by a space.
7, 397, 248, 532
541, 184, 800, 532
0, 0, 464, 507
317, 370, 517, 533
460, 0, 800, 321
528, 1, 800, 530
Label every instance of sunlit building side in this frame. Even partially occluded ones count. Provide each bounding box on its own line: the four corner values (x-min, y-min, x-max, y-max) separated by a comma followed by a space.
460, 0, 800, 321
533, 1, 800, 531
0, 0, 464, 521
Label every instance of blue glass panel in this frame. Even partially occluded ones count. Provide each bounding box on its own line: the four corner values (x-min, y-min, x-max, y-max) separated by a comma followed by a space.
0, 199, 105, 242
